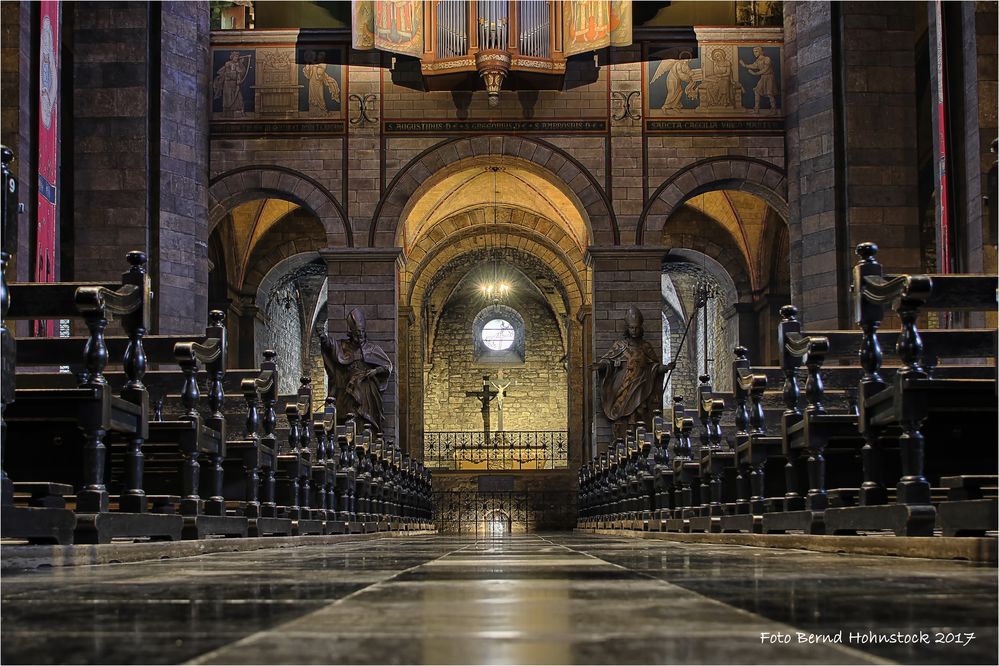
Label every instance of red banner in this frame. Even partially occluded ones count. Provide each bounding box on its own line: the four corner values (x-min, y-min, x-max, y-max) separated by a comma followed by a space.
36, 0, 59, 335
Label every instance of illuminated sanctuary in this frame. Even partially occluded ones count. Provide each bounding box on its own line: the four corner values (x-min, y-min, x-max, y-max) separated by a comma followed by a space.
0, 1, 996, 664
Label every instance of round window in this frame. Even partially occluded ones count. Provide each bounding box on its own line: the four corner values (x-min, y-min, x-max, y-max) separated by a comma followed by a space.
481, 318, 515, 351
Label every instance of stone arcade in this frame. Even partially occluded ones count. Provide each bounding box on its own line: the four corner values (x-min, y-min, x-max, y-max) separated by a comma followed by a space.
1, 1, 997, 664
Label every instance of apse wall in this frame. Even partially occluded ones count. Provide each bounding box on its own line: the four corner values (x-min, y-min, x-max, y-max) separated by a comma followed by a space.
423, 298, 568, 434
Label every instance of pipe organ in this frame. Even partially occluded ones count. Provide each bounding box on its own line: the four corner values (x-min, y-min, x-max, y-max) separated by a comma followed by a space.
423, 0, 566, 106
353, 1, 632, 105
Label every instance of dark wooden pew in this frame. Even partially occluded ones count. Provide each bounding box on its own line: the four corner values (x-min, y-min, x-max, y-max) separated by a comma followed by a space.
4, 251, 186, 543
16, 312, 256, 540
720, 346, 785, 534
647, 410, 674, 531
331, 415, 361, 532
276, 377, 325, 535
0, 146, 77, 544
665, 395, 698, 532
220, 352, 293, 536
761, 307, 867, 535
310, 394, 337, 530
685, 377, 729, 533
824, 242, 998, 536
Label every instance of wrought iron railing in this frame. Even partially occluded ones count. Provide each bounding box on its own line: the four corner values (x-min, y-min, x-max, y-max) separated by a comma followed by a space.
423, 431, 568, 471
433, 490, 578, 533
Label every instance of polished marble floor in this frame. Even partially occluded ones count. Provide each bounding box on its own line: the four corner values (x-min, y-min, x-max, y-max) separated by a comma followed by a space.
1, 534, 996, 665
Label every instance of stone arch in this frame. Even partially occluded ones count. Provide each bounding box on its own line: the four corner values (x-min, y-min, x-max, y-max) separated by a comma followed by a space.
483, 509, 512, 535
637, 156, 788, 245
209, 165, 352, 247
661, 206, 754, 301
369, 135, 619, 247
407, 225, 585, 316
240, 214, 326, 297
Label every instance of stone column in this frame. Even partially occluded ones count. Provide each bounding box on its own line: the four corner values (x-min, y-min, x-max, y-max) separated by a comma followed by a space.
397, 305, 415, 456
228, 296, 260, 369
575, 305, 593, 462
928, 1, 998, 274
586, 246, 665, 453
0, 1, 33, 284
784, 1, 920, 328
71, 1, 209, 333
320, 248, 402, 443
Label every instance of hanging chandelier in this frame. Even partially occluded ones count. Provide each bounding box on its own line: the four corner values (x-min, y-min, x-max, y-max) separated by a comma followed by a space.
479, 166, 511, 302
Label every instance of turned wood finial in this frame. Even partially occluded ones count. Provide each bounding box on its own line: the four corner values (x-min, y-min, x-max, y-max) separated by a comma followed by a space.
856, 242, 878, 262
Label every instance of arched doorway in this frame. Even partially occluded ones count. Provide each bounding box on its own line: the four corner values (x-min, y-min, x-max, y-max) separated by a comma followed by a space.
659, 188, 791, 377
483, 510, 512, 536
397, 158, 590, 470
207, 196, 329, 393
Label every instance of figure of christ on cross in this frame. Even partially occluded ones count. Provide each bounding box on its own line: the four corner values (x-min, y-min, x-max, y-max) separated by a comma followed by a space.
490, 369, 514, 433
466, 375, 497, 442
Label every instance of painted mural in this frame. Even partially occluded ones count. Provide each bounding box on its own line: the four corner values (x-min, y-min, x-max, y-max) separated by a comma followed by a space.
564, 0, 632, 56
212, 49, 255, 116
646, 39, 782, 118
210, 45, 345, 135
299, 49, 343, 116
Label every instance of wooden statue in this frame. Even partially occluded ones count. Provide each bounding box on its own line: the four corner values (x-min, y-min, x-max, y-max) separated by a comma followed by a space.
318, 308, 393, 434
592, 306, 673, 441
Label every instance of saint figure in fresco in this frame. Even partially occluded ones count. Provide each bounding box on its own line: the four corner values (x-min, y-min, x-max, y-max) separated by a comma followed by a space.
302, 51, 340, 115
740, 46, 779, 113
213, 50, 251, 116
701, 48, 738, 109
650, 51, 702, 111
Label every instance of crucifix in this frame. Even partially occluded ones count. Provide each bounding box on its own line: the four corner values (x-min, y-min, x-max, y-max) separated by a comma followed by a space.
465, 374, 497, 441
490, 369, 514, 433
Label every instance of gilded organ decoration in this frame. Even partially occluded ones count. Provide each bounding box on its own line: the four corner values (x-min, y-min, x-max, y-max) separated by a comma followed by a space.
564, 0, 632, 57
352, 0, 424, 57
352, 1, 632, 101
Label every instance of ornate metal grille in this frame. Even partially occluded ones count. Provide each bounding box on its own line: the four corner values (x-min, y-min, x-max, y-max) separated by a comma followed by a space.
423, 431, 568, 470
433, 490, 577, 533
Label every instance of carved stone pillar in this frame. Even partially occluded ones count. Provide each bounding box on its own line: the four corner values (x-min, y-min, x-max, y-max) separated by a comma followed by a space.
320, 248, 403, 443
586, 246, 666, 454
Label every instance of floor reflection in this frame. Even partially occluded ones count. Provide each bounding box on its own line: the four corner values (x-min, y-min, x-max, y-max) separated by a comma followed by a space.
2, 534, 995, 665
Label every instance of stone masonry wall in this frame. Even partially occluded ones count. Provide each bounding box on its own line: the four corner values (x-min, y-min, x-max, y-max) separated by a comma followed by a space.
158, 1, 210, 333
424, 297, 568, 434
71, 2, 150, 283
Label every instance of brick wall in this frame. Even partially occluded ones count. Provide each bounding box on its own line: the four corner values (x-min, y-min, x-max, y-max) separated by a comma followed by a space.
785, 1, 921, 328
783, 1, 836, 325
841, 2, 920, 277
423, 297, 568, 433
958, 1, 998, 273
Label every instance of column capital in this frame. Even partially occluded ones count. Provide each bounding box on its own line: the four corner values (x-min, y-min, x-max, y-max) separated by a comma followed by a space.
319, 247, 404, 267
585, 245, 666, 266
